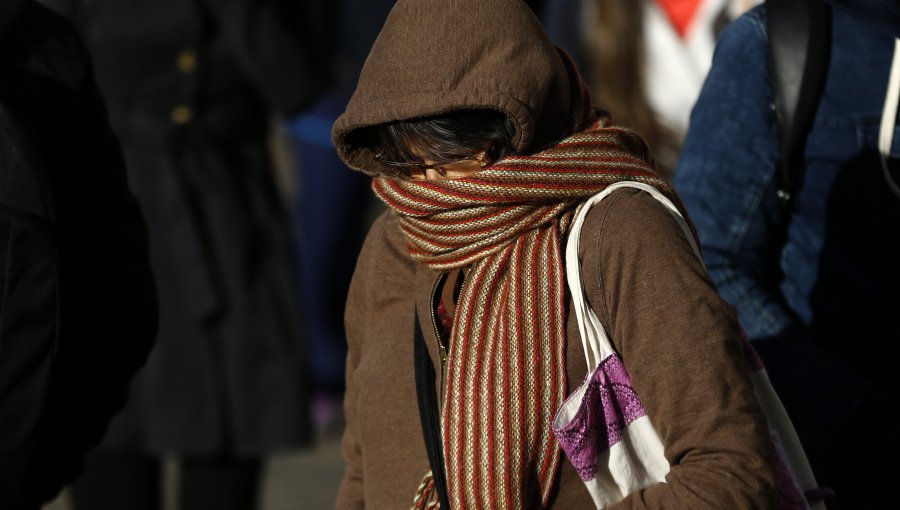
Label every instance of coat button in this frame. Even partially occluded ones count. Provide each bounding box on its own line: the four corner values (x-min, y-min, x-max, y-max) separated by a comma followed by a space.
176, 48, 197, 73
170, 105, 193, 125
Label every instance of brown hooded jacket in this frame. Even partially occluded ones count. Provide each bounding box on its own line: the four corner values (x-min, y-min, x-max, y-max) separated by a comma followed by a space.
332, 0, 778, 508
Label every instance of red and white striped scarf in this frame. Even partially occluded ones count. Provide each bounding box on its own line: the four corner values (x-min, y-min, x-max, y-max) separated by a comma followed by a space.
374, 114, 670, 509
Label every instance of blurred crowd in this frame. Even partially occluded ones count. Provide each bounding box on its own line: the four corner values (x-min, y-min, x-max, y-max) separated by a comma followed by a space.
2, 0, 898, 509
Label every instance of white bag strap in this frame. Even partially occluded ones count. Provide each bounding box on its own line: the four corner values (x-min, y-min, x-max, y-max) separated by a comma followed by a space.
878, 38, 900, 197
565, 181, 700, 370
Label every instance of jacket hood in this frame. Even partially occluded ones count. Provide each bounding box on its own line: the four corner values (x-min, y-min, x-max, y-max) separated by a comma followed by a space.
0, 0, 27, 44
332, 0, 586, 177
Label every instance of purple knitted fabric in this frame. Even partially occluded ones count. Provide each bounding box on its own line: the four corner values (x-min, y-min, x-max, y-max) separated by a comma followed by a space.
553, 354, 647, 481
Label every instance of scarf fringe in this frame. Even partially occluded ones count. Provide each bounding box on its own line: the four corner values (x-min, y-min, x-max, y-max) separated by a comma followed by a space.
412, 471, 441, 510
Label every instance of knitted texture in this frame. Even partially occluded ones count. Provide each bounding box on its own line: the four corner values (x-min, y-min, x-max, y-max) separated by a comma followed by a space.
374, 114, 670, 509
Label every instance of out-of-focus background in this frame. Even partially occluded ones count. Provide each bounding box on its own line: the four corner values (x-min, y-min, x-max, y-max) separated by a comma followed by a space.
39, 107, 352, 510
44, 443, 344, 510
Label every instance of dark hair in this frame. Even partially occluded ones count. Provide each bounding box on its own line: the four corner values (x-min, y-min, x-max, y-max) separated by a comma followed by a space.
372, 110, 517, 168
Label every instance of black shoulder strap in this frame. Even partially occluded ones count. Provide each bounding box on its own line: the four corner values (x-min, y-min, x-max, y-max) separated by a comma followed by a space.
766, 0, 832, 205
414, 313, 450, 508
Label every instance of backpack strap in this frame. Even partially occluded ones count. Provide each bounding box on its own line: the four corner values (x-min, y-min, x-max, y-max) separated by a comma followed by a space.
766, 0, 832, 205
413, 312, 450, 508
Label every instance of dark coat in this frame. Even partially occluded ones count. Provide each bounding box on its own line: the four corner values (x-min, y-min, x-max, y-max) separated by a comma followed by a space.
0, 1, 157, 506
41, 0, 326, 455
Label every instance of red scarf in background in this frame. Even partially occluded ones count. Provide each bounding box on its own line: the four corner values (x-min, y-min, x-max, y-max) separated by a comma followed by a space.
656, 0, 705, 37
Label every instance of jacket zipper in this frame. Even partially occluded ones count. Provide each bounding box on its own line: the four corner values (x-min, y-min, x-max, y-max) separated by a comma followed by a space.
429, 273, 448, 404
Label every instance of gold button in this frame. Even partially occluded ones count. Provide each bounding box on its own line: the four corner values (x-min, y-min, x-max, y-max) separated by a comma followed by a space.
170, 105, 193, 125
176, 48, 197, 73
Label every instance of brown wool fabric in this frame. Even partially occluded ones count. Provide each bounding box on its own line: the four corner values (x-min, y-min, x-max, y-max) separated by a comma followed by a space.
332, 0, 579, 179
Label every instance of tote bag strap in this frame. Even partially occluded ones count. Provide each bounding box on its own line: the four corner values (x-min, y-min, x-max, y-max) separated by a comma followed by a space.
565, 181, 700, 370
879, 38, 900, 197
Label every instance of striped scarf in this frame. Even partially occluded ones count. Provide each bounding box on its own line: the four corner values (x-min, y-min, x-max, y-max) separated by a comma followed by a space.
373, 114, 670, 509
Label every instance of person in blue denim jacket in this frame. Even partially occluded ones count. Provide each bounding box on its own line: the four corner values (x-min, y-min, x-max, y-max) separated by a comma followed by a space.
674, 2, 900, 508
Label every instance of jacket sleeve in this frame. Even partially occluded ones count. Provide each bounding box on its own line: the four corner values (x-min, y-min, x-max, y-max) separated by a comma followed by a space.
580, 188, 778, 509
334, 213, 395, 509
0, 136, 58, 508
196, 0, 328, 115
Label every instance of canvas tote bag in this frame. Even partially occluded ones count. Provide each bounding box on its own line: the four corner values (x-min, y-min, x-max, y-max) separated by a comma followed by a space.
552, 181, 827, 509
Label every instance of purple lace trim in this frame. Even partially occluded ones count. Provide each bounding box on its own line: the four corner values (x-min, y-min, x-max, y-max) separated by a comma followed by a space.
553, 354, 647, 481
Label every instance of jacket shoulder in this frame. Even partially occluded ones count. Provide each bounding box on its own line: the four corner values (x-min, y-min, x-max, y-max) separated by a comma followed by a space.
578, 187, 693, 258
576, 187, 704, 324
356, 209, 417, 277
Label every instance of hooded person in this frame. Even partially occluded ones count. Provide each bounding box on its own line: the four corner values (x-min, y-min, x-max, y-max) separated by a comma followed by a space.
332, 0, 778, 508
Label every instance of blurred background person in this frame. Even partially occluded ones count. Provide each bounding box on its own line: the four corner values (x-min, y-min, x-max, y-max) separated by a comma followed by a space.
0, 1, 156, 508
542, 0, 759, 177
282, 0, 394, 439
673, 1, 900, 507
39, 1, 326, 509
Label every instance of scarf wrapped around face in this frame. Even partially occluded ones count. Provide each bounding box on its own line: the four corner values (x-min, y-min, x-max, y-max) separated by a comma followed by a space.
373, 114, 671, 509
